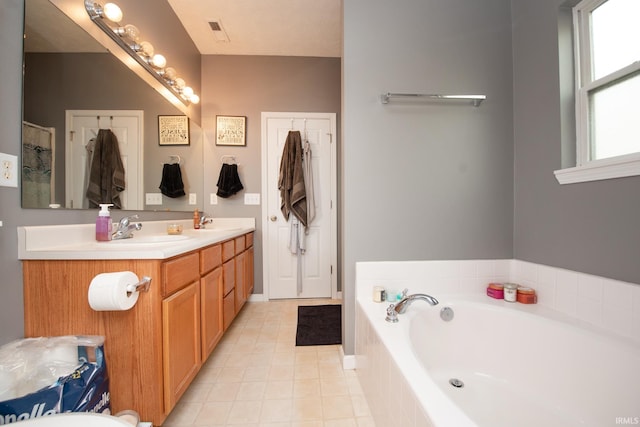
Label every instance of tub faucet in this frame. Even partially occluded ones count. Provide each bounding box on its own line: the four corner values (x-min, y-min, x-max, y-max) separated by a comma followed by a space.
394, 290, 439, 314
112, 215, 142, 240
385, 290, 439, 323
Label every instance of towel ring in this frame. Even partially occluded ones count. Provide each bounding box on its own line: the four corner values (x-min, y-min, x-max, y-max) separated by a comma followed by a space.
169, 155, 181, 164
221, 155, 237, 164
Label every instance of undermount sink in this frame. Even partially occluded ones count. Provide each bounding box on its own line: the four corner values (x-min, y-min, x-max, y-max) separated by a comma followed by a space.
108, 234, 192, 244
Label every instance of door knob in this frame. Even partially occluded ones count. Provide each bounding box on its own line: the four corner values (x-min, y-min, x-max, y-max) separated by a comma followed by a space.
270, 216, 277, 222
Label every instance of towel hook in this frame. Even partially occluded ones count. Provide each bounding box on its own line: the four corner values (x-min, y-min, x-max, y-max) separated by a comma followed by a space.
169, 155, 181, 164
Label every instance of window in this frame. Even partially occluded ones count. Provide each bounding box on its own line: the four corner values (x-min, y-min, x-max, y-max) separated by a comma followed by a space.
554, 0, 640, 184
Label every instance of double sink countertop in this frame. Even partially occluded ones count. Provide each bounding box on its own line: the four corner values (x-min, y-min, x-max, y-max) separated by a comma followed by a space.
17, 218, 255, 260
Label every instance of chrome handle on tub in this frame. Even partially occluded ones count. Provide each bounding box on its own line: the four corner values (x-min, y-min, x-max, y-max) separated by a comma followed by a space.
385, 304, 399, 323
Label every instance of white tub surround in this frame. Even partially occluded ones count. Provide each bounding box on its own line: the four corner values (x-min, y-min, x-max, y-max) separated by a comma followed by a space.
17, 218, 255, 260
355, 260, 640, 427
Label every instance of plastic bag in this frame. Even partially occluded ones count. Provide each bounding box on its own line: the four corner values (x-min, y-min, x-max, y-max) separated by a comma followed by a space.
0, 336, 110, 424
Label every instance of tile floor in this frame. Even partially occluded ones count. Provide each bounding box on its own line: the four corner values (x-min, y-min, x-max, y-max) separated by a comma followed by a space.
162, 299, 375, 427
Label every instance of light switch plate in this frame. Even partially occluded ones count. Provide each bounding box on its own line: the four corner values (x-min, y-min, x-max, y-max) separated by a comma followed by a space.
244, 193, 260, 205
0, 153, 18, 188
189, 193, 197, 205
145, 193, 162, 205
210, 193, 218, 205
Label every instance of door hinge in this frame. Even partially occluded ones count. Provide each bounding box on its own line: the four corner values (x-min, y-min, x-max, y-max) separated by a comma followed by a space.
327, 132, 332, 143
69, 130, 75, 142
330, 265, 333, 275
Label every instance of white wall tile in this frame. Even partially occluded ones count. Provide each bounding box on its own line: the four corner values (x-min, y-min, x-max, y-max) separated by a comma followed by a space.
603, 279, 634, 311
555, 269, 579, 316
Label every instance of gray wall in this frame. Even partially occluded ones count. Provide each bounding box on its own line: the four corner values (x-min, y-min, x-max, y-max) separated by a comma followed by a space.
200, 55, 342, 294
512, 0, 640, 284
343, 0, 515, 353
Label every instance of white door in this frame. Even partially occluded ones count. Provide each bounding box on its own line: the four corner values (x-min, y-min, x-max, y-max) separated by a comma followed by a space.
65, 110, 143, 210
262, 112, 337, 299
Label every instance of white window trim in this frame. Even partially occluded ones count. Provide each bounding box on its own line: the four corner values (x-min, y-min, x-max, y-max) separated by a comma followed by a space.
554, 153, 640, 184
554, 0, 640, 185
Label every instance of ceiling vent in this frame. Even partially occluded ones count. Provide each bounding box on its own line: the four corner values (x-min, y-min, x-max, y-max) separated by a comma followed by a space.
208, 20, 230, 42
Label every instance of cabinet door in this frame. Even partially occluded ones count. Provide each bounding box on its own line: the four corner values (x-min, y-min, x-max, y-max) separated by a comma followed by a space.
162, 281, 201, 412
222, 259, 236, 329
235, 251, 247, 312
246, 246, 254, 296
201, 267, 223, 361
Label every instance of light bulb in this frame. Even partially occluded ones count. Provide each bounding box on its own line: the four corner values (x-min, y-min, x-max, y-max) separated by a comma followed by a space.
163, 67, 177, 81
151, 54, 166, 69
189, 94, 200, 104
174, 77, 186, 90
139, 41, 154, 57
103, 3, 123, 23
182, 86, 194, 98
123, 24, 139, 42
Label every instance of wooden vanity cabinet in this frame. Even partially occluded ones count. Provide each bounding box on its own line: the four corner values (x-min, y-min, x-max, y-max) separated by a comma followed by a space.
22, 232, 254, 426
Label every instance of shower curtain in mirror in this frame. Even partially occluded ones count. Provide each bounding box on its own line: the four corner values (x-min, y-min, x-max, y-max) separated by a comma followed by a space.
22, 121, 54, 208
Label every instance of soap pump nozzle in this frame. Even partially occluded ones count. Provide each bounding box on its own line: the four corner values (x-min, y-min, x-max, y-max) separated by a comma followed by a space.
98, 203, 114, 216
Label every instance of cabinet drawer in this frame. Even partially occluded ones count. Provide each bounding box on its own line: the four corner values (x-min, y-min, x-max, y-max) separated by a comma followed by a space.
163, 252, 200, 296
235, 236, 245, 254
222, 240, 235, 262
200, 244, 222, 274
245, 232, 254, 248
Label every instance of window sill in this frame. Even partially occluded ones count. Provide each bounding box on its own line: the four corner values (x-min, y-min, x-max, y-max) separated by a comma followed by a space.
554, 156, 640, 184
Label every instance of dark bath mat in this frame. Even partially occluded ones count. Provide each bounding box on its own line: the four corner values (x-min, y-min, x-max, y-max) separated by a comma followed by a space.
295, 304, 342, 346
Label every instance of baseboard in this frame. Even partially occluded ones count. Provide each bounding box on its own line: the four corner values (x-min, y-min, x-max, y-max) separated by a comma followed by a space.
340, 347, 356, 370
248, 293, 265, 302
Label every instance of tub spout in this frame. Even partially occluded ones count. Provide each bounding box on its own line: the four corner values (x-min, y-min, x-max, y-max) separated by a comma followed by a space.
394, 293, 439, 314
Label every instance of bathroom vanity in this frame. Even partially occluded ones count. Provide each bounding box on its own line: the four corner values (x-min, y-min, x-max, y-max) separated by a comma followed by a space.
17, 219, 255, 426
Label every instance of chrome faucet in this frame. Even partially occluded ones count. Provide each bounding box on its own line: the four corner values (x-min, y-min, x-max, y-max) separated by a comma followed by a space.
112, 215, 142, 240
199, 213, 214, 228
385, 289, 439, 322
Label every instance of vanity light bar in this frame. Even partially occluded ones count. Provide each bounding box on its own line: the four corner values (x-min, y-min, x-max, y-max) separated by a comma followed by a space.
84, 0, 199, 105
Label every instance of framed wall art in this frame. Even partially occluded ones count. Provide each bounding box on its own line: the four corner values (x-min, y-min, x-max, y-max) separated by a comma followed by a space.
216, 115, 246, 146
158, 115, 190, 146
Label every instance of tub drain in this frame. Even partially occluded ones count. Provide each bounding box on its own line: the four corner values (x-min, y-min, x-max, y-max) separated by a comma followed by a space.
449, 378, 464, 388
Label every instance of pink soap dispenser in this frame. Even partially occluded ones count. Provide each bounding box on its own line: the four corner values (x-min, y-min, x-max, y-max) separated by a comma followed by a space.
96, 203, 114, 241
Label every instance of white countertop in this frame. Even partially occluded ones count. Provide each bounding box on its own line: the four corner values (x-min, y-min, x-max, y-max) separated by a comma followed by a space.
17, 218, 255, 260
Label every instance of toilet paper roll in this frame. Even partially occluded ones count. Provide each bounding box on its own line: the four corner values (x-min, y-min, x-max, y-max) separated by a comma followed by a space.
88, 271, 140, 311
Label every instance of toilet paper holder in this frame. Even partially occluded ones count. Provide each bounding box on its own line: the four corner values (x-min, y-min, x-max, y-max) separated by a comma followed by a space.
126, 276, 152, 293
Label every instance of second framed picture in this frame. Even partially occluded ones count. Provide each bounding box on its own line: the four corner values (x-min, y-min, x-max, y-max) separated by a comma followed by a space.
216, 115, 246, 146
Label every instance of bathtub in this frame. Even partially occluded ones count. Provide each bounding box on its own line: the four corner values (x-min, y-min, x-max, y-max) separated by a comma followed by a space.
355, 294, 640, 427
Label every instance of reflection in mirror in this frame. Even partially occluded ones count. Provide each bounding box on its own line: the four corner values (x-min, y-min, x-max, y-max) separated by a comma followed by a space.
22, 0, 203, 212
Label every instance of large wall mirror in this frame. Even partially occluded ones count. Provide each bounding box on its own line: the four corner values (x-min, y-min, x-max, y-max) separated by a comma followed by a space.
22, 0, 203, 212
